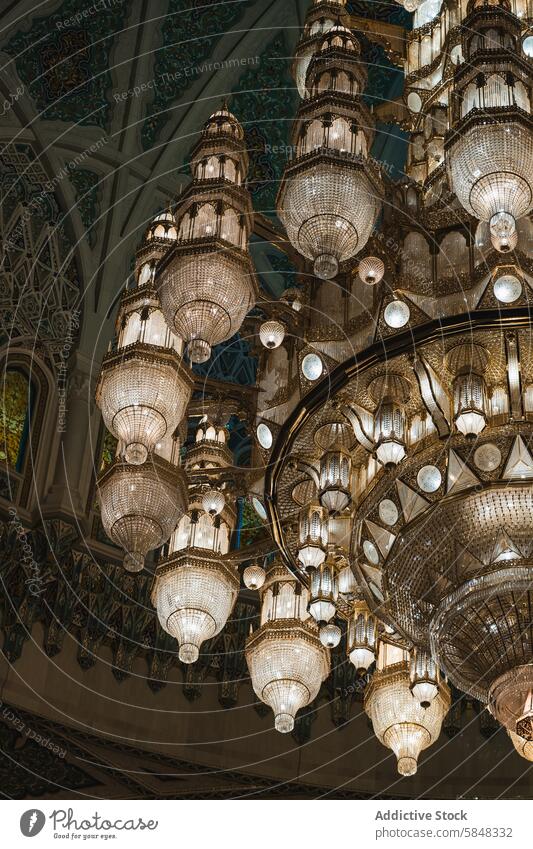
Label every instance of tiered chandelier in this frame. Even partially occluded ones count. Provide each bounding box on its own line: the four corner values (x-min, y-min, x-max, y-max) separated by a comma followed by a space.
95, 0, 533, 774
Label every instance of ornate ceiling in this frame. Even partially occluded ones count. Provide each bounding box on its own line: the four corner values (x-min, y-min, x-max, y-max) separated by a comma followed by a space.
0, 0, 408, 370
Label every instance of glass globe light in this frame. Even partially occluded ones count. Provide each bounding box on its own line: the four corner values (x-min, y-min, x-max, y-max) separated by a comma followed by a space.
97, 457, 187, 572
363, 539, 380, 565
302, 353, 323, 381
256, 422, 273, 449
320, 623, 342, 648
474, 442, 502, 472
154, 552, 239, 664
245, 564, 329, 733
297, 501, 328, 570
259, 319, 285, 349
384, 300, 410, 328
348, 600, 377, 673
202, 488, 225, 516
96, 349, 193, 466
523, 35, 533, 58
493, 274, 522, 303
243, 562, 266, 590
318, 443, 352, 513
358, 256, 385, 285
417, 464, 442, 493
491, 227, 518, 254
410, 648, 440, 708
379, 498, 398, 526
252, 496, 268, 520
365, 644, 450, 776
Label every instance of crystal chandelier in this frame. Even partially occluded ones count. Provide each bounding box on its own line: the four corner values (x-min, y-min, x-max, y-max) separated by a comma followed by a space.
157, 105, 258, 363
152, 403, 238, 662
410, 648, 440, 708
509, 729, 533, 762
97, 453, 187, 571
153, 548, 239, 664
96, 217, 193, 465
90, 0, 533, 777
245, 562, 330, 733
152, 493, 239, 663
369, 373, 409, 468
374, 400, 407, 468
365, 641, 450, 776
445, 0, 533, 251
277, 25, 383, 279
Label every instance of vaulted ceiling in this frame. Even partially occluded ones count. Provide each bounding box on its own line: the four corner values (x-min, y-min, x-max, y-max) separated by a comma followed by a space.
0, 0, 408, 370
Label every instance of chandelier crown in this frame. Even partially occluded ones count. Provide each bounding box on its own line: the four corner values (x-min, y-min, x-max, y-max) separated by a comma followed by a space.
157, 103, 257, 364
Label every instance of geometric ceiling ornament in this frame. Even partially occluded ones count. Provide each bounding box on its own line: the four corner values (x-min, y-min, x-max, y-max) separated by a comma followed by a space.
502, 435, 533, 480
490, 528, 523, 564
456, 545, 485, 579
365, 519, 396, 558
446, 449, 481, 494
395, 478, 430, 523
359, 562, 383, 589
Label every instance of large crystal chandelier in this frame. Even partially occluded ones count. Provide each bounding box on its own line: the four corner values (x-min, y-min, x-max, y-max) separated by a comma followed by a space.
96, 216, 194, 464
152, 416, 238, 662
157, 105, 258, 363
153, 547, 239, 664
97, 453, 187, 571
365, 641, 450, 776
245, 562, 330, 732
445, 0, 533, 250
92, 0, 533, 777
277, 24, 383, 279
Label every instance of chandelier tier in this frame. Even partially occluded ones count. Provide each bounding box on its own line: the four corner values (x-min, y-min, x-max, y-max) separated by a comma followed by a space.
268, 319, 533, 763
153, 549, 239, 664
97, 454, 187, 572
292, 0, 348, 98
157, 105, 257, 363
277, 24, 383, 279
152, 412, 238, 662
365, 641, 450, 776
245, 563, 330, 733
445, 0, 533, 251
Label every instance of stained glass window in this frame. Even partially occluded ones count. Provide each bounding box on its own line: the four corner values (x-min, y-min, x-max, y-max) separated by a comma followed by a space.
0, 369, 32, 471
99, 426, 118, 471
